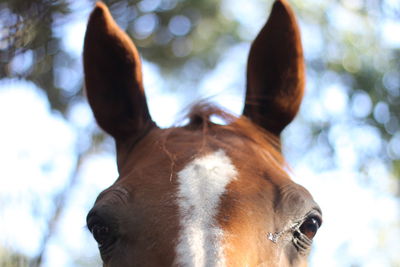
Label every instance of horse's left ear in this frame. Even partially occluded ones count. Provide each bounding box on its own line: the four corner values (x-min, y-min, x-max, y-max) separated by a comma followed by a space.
243, 0, 305, 136
83, 2, 154, 141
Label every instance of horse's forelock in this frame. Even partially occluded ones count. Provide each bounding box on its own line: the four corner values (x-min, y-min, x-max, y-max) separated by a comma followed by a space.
180, 102, 285, 167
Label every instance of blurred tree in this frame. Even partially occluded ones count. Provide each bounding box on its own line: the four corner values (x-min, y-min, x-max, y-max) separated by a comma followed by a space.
292, 0, 400, 183
0, 0, 399, 266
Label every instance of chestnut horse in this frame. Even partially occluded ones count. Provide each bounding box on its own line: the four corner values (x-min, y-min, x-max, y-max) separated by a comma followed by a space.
84, 1, 322, 266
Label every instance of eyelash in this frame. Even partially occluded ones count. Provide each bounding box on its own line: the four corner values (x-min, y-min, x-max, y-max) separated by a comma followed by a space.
293, 229, 313, 254
267, 213, 321, 253
291, 215, 321, 253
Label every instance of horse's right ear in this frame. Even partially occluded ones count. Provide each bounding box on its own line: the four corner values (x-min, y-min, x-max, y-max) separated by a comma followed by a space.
83, 2, 154, 141
243, 0, 305, 136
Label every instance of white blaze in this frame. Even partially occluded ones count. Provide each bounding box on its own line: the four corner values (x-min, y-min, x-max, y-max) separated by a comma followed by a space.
175, 149, 238, 267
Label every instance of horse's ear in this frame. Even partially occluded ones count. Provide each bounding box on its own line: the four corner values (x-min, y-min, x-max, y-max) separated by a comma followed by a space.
83, 2, 154, 141
243, 0, 305, 136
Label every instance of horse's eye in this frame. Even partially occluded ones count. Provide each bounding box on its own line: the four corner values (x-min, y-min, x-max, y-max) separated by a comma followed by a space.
299, 217, 321, 240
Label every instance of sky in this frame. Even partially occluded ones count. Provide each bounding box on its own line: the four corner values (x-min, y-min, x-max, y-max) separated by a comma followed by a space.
0, 0, 400, 266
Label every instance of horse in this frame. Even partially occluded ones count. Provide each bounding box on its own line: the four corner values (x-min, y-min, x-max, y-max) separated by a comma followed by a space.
83, 0, 322, 266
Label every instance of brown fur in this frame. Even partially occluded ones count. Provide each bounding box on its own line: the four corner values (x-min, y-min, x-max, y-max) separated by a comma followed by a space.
98, 104, 317, 266
84, 1, 321, 266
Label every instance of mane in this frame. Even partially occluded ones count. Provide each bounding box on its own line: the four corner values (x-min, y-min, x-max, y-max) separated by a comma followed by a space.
158, 102, 289, 181
183, 103, 287, 170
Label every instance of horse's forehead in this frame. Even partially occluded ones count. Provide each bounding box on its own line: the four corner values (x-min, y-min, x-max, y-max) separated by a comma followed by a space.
175, 149, 237, 266
111, 129, 306, 265
172, 146, 293, 266
176, 149, 238, 205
